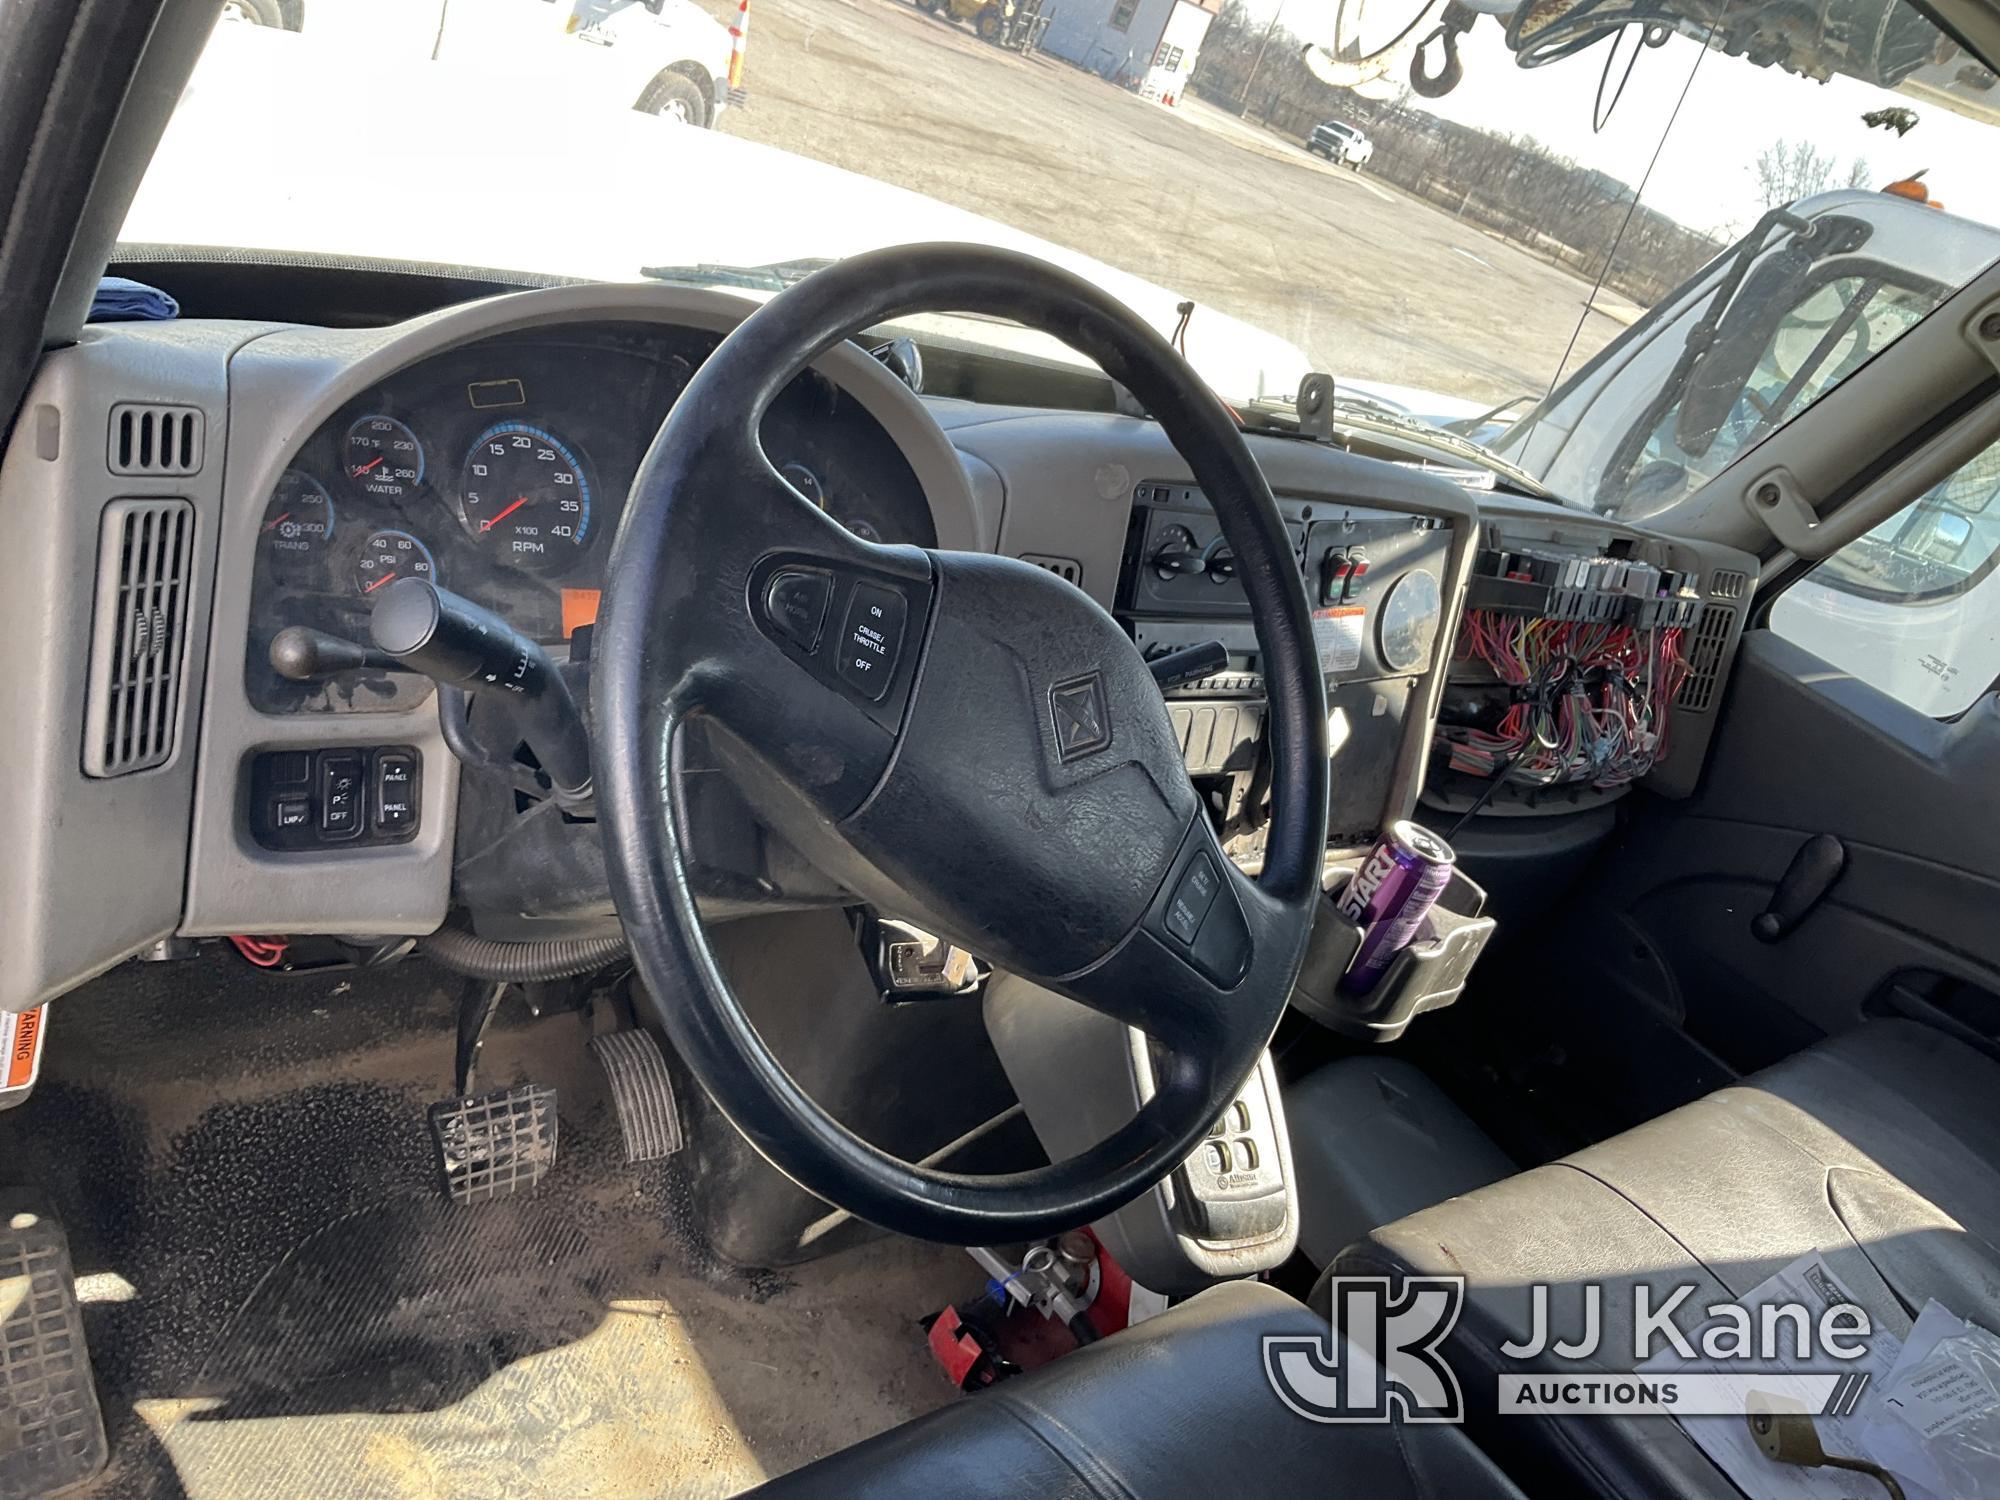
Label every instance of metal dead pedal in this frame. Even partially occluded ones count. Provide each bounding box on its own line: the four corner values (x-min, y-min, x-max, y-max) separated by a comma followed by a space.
589, 1030, 683, 1163
0, 1203, 109, 1500
428, 1085, 558, 1205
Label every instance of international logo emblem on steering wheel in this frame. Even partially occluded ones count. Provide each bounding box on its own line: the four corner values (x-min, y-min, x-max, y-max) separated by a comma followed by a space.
1049, 672, 1112, 762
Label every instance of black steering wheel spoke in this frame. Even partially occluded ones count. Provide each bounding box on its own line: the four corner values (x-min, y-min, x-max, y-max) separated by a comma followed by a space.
1050, 827, 1298, 1063
596, 244, 1330, 1244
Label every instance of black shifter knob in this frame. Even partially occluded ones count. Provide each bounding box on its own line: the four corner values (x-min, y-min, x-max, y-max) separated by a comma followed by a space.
268, 625, 399, 681
370, 578, 592, 798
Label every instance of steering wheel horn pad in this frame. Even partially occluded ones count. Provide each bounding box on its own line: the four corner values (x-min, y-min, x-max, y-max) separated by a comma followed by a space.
595, 244, 1330, 1243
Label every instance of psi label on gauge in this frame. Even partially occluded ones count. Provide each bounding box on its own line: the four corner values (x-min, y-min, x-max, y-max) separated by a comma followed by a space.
1313, 606, 1365, 675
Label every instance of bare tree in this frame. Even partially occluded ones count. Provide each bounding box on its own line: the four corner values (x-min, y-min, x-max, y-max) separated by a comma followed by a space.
1845, 156, 1873, 190
1754, 139, 1836, 207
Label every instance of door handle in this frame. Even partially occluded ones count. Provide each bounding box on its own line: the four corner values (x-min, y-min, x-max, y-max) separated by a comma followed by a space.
1753, 834, 1846, 943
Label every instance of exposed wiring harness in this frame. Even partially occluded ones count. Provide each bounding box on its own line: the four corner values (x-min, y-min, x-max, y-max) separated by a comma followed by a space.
1439, 609, 1691, 791
227, 934, 290, 968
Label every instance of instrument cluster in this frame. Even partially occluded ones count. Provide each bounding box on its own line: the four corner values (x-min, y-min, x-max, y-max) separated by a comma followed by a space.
245, 320, 937, 714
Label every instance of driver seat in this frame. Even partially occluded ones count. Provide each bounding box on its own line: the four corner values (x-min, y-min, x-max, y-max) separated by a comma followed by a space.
747, 1280, 1525, 1498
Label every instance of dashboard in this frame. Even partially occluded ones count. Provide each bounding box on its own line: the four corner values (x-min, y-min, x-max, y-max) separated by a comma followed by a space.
0, 276, 1756, 1016
245, 322, 936, 715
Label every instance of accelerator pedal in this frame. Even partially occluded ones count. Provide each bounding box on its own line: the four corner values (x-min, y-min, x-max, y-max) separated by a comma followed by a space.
589, 1030, 683, 1163
427, 1084, 559, 1205
0, 1201, 108, 1500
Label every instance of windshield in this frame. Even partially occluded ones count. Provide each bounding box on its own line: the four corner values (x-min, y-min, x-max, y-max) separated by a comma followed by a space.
123, 0, 2000, 516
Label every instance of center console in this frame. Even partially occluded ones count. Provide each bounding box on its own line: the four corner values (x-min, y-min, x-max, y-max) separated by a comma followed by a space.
1116, 480, 1458, 851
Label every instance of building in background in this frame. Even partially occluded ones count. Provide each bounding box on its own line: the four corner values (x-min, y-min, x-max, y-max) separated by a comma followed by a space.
1039, 0, 1217, 98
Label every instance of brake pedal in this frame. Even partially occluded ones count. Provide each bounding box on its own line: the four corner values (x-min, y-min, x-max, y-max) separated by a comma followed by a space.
589, 1030, 683, 1163
0, 1201, 108, 1500
427, 1084, 558, 1204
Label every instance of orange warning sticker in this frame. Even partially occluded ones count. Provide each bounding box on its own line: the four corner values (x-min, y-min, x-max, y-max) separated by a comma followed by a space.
3, 1005, 45, 1091
561, 587, 601, 639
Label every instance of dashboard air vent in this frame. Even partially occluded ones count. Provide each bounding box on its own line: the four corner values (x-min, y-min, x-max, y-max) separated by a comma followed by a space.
1709, 569, 1749, 601
107, 403, 203, 477
83, 499, 196, 777
1675, 602, 1736, 714
1019, 553, 1083, 587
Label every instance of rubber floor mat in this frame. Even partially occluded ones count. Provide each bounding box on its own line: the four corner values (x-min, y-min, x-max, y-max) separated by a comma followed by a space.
0, 952, 982, 1499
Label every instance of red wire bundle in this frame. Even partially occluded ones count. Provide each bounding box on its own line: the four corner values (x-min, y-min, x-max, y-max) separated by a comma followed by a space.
1442, 610, 1691, 788
227, 934, 289, 968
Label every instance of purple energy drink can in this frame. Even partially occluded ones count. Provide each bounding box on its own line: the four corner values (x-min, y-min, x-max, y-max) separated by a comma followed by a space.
1338, 820, 1455, 994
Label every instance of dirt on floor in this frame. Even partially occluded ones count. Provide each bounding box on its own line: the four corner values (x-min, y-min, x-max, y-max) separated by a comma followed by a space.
1, 951, 984, 1499
695, 0, 1622, 405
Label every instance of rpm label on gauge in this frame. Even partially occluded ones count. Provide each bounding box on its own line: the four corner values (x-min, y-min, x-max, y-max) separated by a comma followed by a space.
1313, 606, 1365, 675
460, 423, 592, 570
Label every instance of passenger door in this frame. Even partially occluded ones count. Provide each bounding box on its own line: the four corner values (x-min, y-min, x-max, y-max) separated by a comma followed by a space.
1556, 440, 2000, 1097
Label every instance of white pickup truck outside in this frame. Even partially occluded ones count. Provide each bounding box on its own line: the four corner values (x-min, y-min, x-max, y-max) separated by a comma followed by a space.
228, 0, 736, 127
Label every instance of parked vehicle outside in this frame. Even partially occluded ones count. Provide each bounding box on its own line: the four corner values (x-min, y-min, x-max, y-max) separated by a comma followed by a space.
1308, 119, 1373, 169
222, 0, 735, 126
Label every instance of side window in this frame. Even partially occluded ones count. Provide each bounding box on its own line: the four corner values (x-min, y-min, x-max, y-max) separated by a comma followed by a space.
1769, 440, 2000, 717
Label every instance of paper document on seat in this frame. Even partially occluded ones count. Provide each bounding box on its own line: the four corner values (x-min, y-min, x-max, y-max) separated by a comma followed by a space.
1640, 1252, 1920, 1500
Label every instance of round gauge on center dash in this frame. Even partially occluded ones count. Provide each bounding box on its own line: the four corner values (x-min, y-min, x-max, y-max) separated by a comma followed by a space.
353, 528, 437, 597
259, 470, 336, 574
1378, 568, 1442, 673
459, 423, 591, 570
345, 415, 425, 501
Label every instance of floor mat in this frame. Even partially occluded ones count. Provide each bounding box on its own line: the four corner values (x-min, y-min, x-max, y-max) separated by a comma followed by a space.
0, 953, 982, 1499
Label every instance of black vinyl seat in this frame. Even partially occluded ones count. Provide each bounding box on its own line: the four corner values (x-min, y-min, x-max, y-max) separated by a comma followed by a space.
1334, 1020, 2000, 1497
748, 1278, 1526, 1498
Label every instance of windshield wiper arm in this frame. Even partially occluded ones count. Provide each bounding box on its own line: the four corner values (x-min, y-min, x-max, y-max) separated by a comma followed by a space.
1326, 397, 1565, 502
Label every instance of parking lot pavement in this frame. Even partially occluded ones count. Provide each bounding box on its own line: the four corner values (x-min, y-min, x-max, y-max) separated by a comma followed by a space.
705, 0, 1621, 405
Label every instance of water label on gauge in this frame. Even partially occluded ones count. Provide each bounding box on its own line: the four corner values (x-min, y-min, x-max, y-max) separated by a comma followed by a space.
1313, 606, 1365, 675
1, 1004, 46, 1106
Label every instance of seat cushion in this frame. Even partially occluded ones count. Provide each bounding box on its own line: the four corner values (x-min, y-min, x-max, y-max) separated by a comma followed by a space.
748, 1279, 1525, 1499
1333, 1020, 2000, 1498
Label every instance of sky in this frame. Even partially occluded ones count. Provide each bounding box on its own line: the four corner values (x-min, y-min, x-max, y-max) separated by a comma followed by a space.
1239, 0, 2000, 239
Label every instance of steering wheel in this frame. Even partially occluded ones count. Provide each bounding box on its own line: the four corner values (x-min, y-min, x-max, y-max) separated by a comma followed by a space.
595, 245, 1330, 1244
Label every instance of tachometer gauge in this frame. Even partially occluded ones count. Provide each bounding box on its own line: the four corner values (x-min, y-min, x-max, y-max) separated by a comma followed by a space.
353, 528, 437, 597
459, 423, 591, 569
259, 470, 336, 575
345, 415, 425, 501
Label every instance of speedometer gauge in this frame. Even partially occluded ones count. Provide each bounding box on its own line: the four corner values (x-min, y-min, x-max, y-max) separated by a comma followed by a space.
459, 423, 591, 570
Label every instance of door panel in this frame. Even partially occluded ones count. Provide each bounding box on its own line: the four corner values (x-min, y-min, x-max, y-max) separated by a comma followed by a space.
1560, 630, 2000, 1073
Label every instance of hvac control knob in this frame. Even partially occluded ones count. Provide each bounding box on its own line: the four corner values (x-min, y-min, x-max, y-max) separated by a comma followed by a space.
1151, 526, 1206, 581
